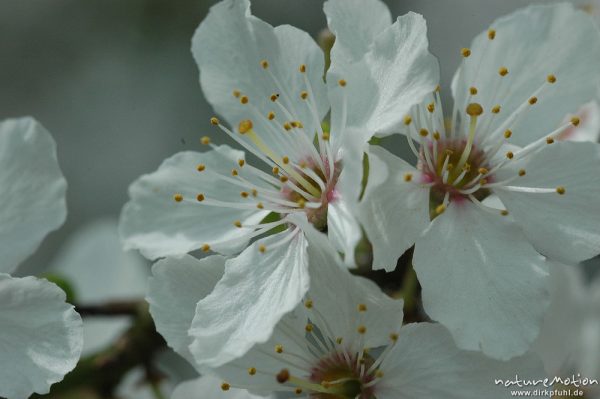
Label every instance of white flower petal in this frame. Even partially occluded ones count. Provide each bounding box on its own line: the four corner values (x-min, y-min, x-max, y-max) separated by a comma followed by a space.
306, 244, 404, 349
533, 262, 586, 375
326, 198, 362, 266
50, 219, 148, 355
119, 145, 268, 260
323, 0, 392, 65
189, 229, 310, 369
358, 146, 430, 271
377, 323, 546, 399
0, 274, 83, 399
192, 0, 327, 158
451, 3, 600, 147
327, 12, 439, 145
413, 201, 549, 360
0, 117, 66, 273
495, 141, 600, 264
148, 254, 225, 368
557, 101, 600, 143
172, 375, 271, 399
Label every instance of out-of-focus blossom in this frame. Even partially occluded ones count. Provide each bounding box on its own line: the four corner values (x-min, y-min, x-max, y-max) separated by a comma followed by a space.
50, 218, 148, 355
0, 117, 82, 399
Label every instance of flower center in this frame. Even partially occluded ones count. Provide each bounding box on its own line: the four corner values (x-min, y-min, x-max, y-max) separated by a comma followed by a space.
308, 351, 376, 399
421, 137, 492, 216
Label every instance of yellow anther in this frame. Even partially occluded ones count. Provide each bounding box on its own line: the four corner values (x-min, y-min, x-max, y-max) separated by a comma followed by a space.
469, 86, 478, 95
259, 244, 267, 253
547, 74, 557, 84
267, 111, 276, 120
248, 367, 257, 376
435, 84, 441, 92
491, 105, 501, 114
232, 90, 241, 98
357, 325, 367, 334
322, 131, 330, 141
403, 115, 412, 125
231, 168, 238, 176
299, 161, 308, 168
427, 103, 435, 113
357, 303, 367, 312
238, 119, 253, 134
240, 191, 249, 198
466, 103, 484, 116
461, 48, 471, 57
404, 173, 413, 182
445, 149, 454, 155
376, 370, 385, 378
280, 176, 289, 183
275, 344, 283, 353
221, 382, 230, 391
260, 59, 269, 69
295, 121, 304, 128
238, 159, 245, 167
479, 178, 488, 185
272, 166, 280, 175
270, 93, 279, 102
240, 95, 249, 104
500, 210, 509, 216
297, 199, 306, 209
173, 193, 183, 202
504, 130, 513, 139
435, 204, 446, 215
290, 121, 298, 128
390, 333, 399, 342
283, 122, 292, 131
433, 131, 441, 140
201, 136, 211, 145
276, 369, 290, 384
499, 67, 509, 76
546, 137, 555, 144
234, 220, 242, 228
506, 151, 514, 159
201, 244, 211, 252
338, 79, 347, 87
282, 156, 290, 164
300, 91, 308, 100
529, 96, 538, 105
196, 194, 205, 202
299, 64, 306, 73
196, 164, 206, 172
462, 163, 471, 171
295, 388, 303, 395
304, 299, 313, 309
518, 169, 526, 176
419, 128, 429, 137
251, 189, 258, 197
488, 29, 496, 40
571, 116, 581, 126
256, 202, 264, 209
556, 186, 566, 195
305, 323, 314, 332
210, 117, 220, 125
336, 337, 343, 344
446, 163, 453, 171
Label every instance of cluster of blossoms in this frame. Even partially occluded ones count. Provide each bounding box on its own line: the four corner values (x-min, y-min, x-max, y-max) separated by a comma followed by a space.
4, 0, 600, 398
117, 0, 600, 398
